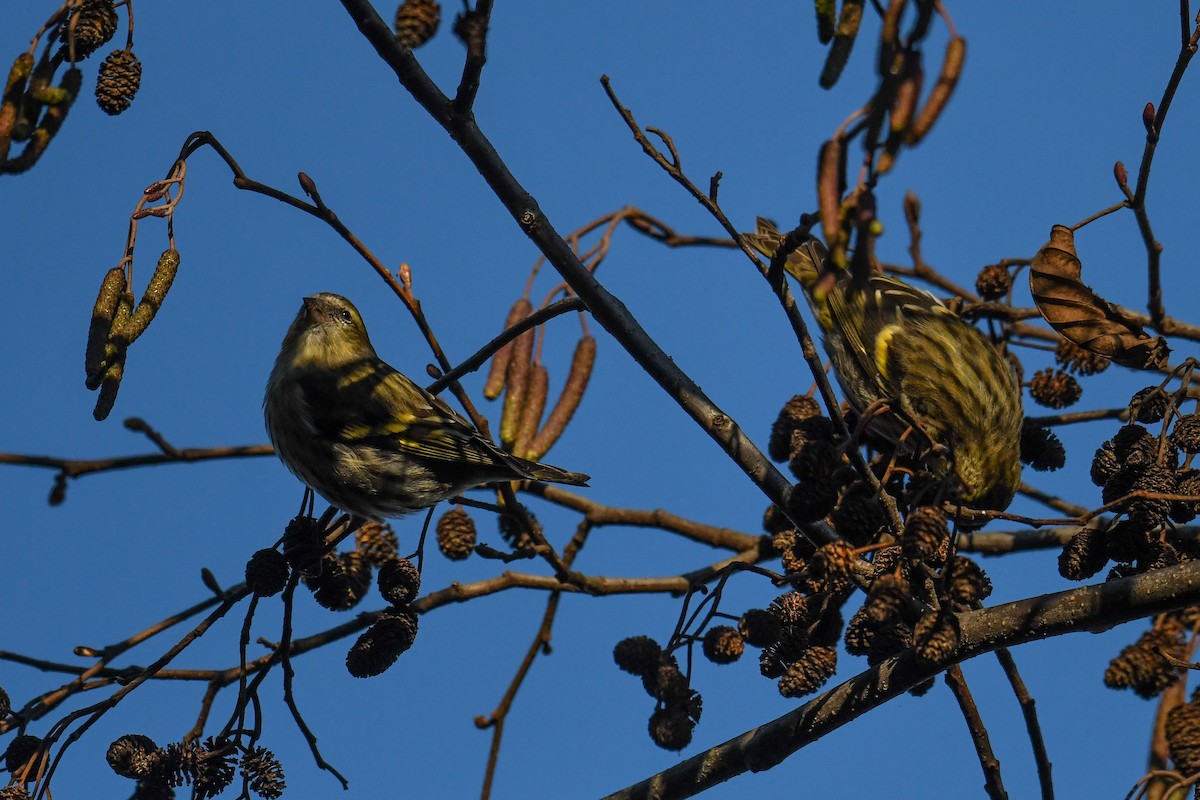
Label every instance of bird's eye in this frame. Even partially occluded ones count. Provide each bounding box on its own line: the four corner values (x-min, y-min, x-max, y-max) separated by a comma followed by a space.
340, 309, 353, 323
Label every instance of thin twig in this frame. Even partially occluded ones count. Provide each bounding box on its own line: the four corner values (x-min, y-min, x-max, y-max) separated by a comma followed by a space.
425, 296, 584, 395
994, 647, 1054, 799
599, 74, 901, 536
1148, 661, 1188, 794
1015, 483, 1091, 518
122, 417, 180, 456
1130, 14, 1200, 330
279, 573, 348, 788
477, 521, 591, 798
0, 590, 227, 733
1071, 200, 1130, 231
30, 589, 247, 799
528, 484, 761, 552
185, 680, 222, 743
945, 664, 1009, 800
451, 0, 492, 117
0, 443, 272, 477
174, 133, 487, 428
622, 209, 740, 249
902, 194, 981, 302
1025, 408, 1127, 426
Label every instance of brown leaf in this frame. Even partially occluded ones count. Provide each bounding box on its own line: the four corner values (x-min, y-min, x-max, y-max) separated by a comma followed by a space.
1030, 225, 1169, 370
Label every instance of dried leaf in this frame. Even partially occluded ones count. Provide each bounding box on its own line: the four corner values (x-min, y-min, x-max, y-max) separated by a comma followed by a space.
1030, 225, 1169, 370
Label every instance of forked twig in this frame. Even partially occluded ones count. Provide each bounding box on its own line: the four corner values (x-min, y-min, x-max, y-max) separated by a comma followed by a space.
944, 664, 1008, 800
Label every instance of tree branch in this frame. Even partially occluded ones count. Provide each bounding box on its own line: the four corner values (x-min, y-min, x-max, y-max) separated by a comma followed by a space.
336, 0, 804, 545
604, 560, 1200, 799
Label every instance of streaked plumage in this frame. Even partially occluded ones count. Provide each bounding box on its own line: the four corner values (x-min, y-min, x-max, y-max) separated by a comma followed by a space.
744, 219, 1022, 511
264, 293, 589, 520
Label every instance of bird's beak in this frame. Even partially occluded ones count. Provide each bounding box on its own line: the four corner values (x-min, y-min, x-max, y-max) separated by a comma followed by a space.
301, 296, 323, 325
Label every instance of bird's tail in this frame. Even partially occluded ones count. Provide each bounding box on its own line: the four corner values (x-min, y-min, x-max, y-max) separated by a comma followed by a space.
742, 217, 826, 288
515, 457, 590, 487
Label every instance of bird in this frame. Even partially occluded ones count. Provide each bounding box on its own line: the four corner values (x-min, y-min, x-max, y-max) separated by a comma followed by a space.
744, 218, 1023, 511
264, 293, 589, 520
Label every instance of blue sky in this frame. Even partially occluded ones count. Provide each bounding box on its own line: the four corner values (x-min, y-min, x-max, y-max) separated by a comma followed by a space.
4, 2, 1200, 798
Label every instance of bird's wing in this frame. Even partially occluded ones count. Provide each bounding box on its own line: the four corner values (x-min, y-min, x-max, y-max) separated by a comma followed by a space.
869, 274, 950, 317
840, 275, 952, 398
743, 217, 823, 286
823, 279, 890, 399
297, 358, 505, 469
742, 217, 783, 258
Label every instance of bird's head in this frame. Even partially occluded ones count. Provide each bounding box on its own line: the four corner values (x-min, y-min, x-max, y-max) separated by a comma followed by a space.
279, 292, 376, 368
954, 440, 1022, 513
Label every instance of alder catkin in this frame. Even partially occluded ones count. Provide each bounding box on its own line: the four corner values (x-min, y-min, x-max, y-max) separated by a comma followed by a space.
499, 318, 534, 449
125, 248, 179, 343
818, 0, 864, 89
85, 266, 125, 384
515, 363, 548, 459
889, 55, 923, 133
93, 356, 124, 420
527, 335, 595, 460
907, 37, 966, 145
817, 139, 844, 251
483, 298, 532, 400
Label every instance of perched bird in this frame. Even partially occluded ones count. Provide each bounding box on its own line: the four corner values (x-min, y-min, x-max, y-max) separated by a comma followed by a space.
264, 293, 589, 520
744, 219, 1022, 511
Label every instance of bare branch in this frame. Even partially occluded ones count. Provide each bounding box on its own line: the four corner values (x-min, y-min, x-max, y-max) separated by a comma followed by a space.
945, 664, 1009, 800
1130, 15, 1200, 329
994, 648, 1054, 799
604, 560, 1200, 799
336, 0, 806, 547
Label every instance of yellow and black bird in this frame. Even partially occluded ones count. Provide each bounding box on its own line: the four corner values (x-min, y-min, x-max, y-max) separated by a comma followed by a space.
264, 293, 588, 520
744, 219, 1022, 511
